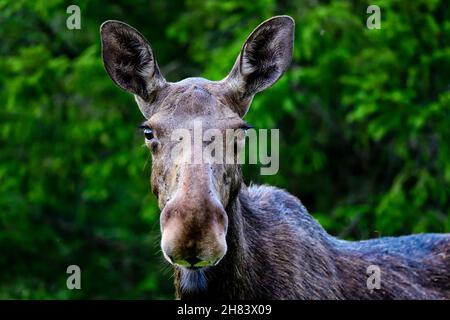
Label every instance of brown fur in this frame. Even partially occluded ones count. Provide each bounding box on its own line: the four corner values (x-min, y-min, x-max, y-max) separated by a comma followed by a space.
174, 185, 450, 299
100, 16, 450, 300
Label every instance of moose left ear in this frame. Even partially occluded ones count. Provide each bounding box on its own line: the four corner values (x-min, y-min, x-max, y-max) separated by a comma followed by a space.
100, 20, 167, 118
224, 16, 295, 117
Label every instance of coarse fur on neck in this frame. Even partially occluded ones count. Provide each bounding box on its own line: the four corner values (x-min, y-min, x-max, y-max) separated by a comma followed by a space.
173, 183, 341, 300
173, 184, 450, 300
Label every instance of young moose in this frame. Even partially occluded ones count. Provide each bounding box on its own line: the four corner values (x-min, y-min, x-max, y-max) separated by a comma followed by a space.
100, 16, 450, 299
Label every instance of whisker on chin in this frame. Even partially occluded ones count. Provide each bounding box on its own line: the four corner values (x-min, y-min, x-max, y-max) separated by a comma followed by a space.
159, 257, 174, 276
142, 150, 151, 172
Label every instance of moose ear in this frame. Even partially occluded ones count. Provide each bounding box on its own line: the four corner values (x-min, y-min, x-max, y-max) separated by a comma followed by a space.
224, 16, 294, 116
100, 20, 167, 115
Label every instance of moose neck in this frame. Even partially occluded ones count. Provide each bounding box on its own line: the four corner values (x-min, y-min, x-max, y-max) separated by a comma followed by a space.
171, 182, 368, 300
172, 183, 342, 300
172, 182, 392, 300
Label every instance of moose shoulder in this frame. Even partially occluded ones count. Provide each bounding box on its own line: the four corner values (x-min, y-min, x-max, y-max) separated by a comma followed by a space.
100, 16, 450, 300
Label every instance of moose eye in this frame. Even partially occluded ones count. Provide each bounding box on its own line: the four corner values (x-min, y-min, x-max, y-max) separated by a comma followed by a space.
241, 123, 253, 131
139, 125, 154, 140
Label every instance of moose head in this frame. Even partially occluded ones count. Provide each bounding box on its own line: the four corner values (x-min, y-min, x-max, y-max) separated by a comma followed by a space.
100, 16, 294, 270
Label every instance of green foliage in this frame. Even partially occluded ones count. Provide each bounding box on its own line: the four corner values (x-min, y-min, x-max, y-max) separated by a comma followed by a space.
0, 0, 449, 299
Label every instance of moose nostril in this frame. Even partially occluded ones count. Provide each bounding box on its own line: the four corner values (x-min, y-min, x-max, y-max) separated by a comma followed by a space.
185, 256, 201, 267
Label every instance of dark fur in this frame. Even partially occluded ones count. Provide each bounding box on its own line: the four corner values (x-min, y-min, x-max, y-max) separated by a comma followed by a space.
175, 185, 450, 300
100, 17, 450, 300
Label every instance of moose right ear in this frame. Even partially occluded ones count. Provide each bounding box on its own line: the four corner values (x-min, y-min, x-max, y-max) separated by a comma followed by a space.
100, 20, 167, 111
223, 16, 294, 117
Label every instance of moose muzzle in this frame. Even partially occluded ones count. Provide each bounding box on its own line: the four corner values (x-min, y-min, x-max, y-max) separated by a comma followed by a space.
160, 166, 228, 269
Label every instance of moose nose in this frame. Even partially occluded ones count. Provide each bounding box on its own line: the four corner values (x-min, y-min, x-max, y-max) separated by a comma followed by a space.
185, 256, 201, 266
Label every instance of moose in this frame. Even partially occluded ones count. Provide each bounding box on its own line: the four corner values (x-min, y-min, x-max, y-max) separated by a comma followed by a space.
100, 16, 450, 299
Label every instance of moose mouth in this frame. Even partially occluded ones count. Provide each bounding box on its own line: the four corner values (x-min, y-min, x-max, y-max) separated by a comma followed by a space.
171, 256, 222, 270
